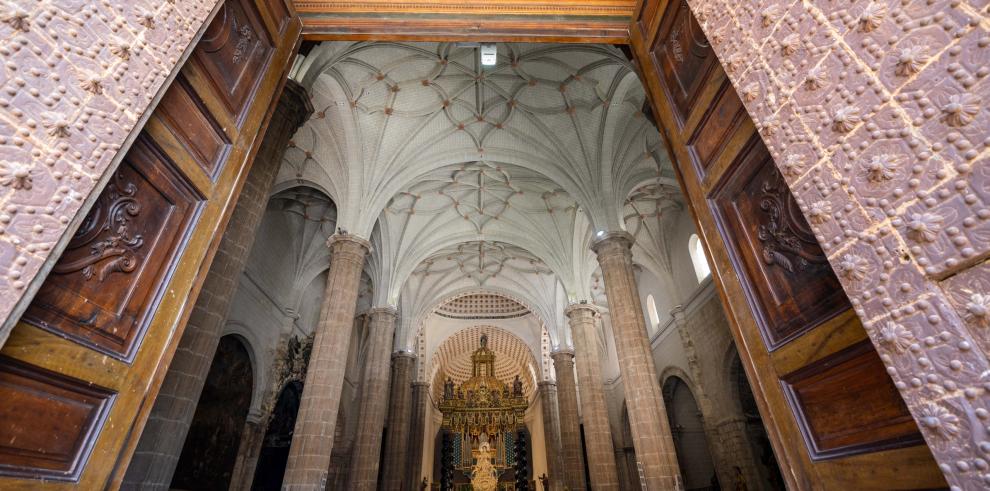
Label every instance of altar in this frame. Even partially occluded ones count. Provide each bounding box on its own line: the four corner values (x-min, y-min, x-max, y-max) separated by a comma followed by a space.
435, 335, 532, 490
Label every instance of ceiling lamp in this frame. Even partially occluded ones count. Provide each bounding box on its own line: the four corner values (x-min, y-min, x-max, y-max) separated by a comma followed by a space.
480, 43, 497, 66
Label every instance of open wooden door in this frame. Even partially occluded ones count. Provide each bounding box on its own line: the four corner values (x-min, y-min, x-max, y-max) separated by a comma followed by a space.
629, 1, 945, 488
0, 0, 300, 488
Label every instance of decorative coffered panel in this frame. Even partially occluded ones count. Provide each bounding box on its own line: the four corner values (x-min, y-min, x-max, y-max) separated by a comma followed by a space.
781, 341, 923, 459
189, 0, 274, 124
649, 0, 719, 125
0, 356, 114, 481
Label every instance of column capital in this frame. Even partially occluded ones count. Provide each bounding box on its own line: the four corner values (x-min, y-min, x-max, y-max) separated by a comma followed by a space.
537, 380, 558, 388
550, 348, 575, 361
326, 232, 372, 251
590, 231, 634, 255
670, 304, 687, 324
278, 79, 315, 128
391, 350, 416, 360
412, 381, 430, 388
564, 302, 600, 319
368, 305, 398, 318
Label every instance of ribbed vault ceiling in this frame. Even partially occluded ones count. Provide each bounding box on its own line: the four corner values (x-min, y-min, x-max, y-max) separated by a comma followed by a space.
282, 41, 683, 349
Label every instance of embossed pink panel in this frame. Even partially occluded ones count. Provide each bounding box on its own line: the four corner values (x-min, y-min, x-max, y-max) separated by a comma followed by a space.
0, 0, 218, 346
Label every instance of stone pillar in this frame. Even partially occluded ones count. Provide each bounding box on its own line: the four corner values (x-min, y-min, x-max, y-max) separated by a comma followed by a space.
122, 81, 313, 489
614, 448, 632, 491
227, 413, 267, 491
346, 307, 398, 490
407, 381, 430, 486
381, 351, 416, 490
591, 232, 681, 490
551, 349, 586, 491
565, 304, 619, 490
282, 234, 371, 490
538, 381, 565, 491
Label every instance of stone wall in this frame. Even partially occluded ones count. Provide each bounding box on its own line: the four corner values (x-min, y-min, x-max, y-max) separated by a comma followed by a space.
607, 273, 771, 490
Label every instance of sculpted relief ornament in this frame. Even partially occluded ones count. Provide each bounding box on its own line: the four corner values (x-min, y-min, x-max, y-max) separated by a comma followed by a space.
52, 172, 144, 282
758, 171, 829, 275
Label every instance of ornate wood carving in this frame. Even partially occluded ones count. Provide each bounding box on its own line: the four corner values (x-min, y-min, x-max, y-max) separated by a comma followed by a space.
25, 136, 203, 359
649, 0, 718, 124
50, 174, 144, 282
711, 137, 850, 348
0, 356, 115, 481
191, 0, 274, 123
781, 341, 923, 459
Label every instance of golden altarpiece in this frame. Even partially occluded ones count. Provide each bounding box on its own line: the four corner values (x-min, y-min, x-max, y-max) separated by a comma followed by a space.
438, 335, 528, 491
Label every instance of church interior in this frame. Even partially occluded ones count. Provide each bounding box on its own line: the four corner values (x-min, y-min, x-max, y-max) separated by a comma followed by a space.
0, 1, 986, 490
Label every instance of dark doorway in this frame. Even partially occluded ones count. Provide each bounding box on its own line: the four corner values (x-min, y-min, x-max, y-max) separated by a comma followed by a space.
171, 335, 254, 490
252, 380, 304, 490
662, 377, 717, 491
731, 355, 785, 490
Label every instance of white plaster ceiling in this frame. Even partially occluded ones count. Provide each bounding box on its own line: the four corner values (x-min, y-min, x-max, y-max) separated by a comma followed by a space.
282, 41, 682, 352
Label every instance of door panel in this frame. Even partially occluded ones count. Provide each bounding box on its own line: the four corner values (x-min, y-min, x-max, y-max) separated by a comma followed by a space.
24, 137, 204, 360
0, 356, 114, 481
0, 0, 301, 488
709, 138, 848, 349
629, 0, 944, 488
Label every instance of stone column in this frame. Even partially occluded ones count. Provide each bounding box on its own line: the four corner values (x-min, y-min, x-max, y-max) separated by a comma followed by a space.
614, 448, 632, 491
591, 232, 681, 490
122, 81, 312, 489
565, 304, 619, 490
282, 234, 371, 490
227, 413, 267, 491
346, 307, 398, 490
551, 349, 586, 491
538, 381, 565, 491
407, 381, 430, 486
381, 351, 416, 490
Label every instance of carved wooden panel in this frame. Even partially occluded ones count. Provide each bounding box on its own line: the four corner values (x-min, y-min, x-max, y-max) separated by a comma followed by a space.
648, 0, 718, 125
191, 0, 274, 124
710, 137, 850, 348
24, 137, 203, 359
687, 78, 746, 173
636, 0, 661, 36
0, 356, 115, 481
153, 76, 231, 179
781, 341, 923, 459
265, 0, 291, 33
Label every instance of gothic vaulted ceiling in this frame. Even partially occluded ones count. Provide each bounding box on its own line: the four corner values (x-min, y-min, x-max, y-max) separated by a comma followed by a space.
282, 41, 683, 349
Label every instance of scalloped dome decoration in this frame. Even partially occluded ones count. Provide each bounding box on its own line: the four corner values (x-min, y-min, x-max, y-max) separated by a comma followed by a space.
435, 293, 529, 319
430, 325, 537, 402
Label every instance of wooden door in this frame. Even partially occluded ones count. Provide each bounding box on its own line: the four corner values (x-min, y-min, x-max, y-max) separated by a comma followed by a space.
0, 0, 301, 488
629, 1, 945, 488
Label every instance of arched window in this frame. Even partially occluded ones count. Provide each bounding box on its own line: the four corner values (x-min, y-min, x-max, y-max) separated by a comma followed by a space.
689, 234, 711, 283
647, 294, 660, 328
